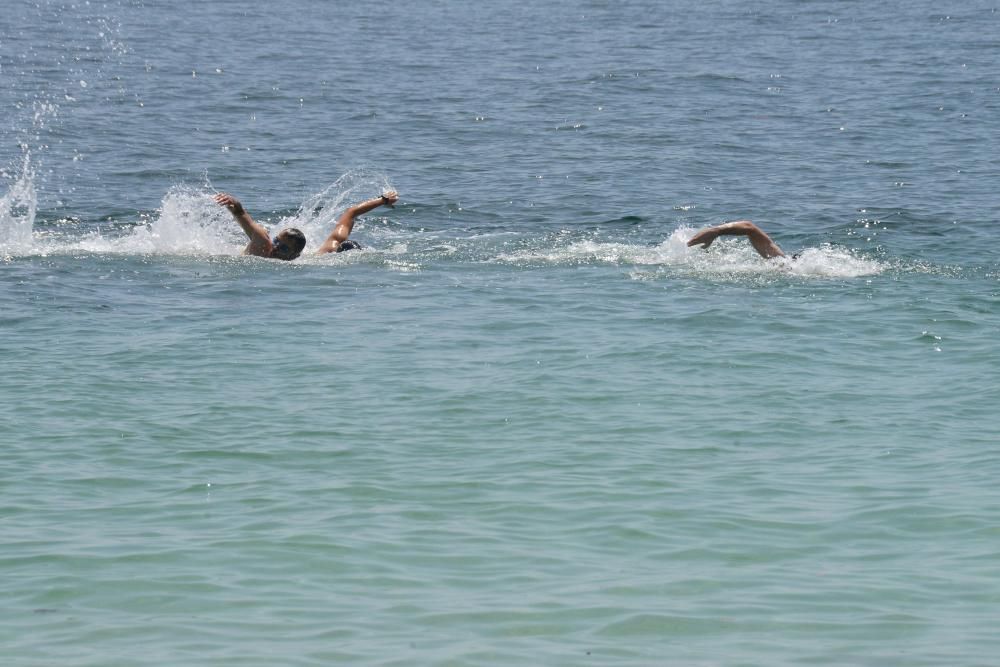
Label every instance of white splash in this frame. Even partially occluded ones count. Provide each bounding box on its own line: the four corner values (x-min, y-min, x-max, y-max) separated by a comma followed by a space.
0, 155, 37, 254
495, 225, 885, 279
23, 185, 244, 256
113, 186, 244, 255
281, 167, 395, 253
3, 168, 397, 259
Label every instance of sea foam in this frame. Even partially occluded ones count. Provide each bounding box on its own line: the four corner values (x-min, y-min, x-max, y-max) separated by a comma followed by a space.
495, 226, 885, 279
0, 156, 37, 255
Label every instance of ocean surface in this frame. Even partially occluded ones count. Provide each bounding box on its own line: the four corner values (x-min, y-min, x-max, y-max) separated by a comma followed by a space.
2, 1, 999, 665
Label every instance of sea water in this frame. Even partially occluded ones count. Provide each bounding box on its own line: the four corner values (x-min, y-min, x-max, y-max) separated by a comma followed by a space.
2, 1, 999, 665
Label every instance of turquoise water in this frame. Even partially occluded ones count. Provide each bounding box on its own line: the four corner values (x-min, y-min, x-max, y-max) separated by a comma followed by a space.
3, 1, 1000, 665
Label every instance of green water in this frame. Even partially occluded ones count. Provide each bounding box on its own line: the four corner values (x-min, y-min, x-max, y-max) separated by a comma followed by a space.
4, 0, 1000, 663
4, 252, 998, 665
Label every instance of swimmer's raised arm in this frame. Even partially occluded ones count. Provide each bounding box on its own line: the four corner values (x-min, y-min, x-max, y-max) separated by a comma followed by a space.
687, 220, 785, 259
316, 190, 398, 255
215, 193, 271, 256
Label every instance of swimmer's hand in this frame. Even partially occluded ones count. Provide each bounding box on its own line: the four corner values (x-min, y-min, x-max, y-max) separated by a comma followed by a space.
687, 227, 719, 249
214, 193, 245, 216
380, 190, 398, 208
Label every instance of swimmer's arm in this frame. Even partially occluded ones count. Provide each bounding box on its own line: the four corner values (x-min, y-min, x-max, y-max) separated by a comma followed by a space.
215, 193, 271, 256
687, 220, 785, 259
316, 190, 398, 254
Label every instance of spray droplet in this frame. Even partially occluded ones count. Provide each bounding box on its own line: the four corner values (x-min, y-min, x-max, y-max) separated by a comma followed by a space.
79, 80, 88, 88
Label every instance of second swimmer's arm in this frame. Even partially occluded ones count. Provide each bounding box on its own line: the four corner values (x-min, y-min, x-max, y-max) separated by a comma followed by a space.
316, 191, 398, 255
687, 220, 785, 259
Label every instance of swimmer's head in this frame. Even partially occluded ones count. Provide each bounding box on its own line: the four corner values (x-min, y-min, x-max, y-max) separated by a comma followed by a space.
336, 239, 362, 253
271, 228, 306, 261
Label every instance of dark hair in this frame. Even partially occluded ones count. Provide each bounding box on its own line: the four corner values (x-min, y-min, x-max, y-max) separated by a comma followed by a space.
337, 239, 362, 253
282, 228, 306, 259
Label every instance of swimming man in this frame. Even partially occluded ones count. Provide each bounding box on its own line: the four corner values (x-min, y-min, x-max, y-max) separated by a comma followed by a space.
686, 220, 785, 259
215, 190, 399, 260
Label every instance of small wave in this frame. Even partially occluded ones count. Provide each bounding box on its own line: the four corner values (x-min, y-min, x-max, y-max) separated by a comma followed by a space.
683, 72, 752, 83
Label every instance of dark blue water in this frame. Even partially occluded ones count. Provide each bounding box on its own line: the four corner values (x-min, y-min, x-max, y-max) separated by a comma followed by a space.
7, 1, 998, 254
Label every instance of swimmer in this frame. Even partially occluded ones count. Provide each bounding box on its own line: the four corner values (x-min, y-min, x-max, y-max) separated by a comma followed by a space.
214, 190, 399, 260
686, 220, 786, 259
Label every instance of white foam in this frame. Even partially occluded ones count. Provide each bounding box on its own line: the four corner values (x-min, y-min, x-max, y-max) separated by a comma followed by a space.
7, 168, 395, 258
124, 186, 243, 255
780, 245, 883, 278
3, 176, 886, 280
494, 226, 885, 279
51, 186, 244, 256
0, 155, 37, 255
278, 167, 395, 253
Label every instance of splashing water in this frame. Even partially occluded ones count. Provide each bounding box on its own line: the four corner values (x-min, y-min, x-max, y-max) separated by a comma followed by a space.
1, 168, 396, 259
0, 156, 37, 254
5, 166, 886, 282
495, 226, 885, 279
97, 185, 245, 255
281, 167, 395, 252
78, 169, 393, 256
4, 1, 134, 208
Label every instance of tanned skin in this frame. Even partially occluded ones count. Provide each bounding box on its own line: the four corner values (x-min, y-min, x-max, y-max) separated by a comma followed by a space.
315, 191, 398, 255
215, 190, 399, 260
687, 220, 785, 259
